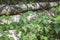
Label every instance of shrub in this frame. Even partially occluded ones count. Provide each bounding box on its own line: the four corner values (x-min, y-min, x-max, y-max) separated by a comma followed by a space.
0, 5, 60, 40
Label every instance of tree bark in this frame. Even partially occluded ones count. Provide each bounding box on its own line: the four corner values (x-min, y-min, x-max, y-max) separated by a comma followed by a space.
0, 2, 60, 15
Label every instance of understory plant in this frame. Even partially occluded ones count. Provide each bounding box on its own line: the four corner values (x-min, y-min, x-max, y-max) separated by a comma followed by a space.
0, 6, 60, 40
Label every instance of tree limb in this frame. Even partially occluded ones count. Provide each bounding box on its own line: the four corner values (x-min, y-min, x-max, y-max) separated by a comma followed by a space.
0, 2, 60, 15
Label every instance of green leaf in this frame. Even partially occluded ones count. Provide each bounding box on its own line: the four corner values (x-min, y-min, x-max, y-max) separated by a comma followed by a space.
55, 26, 60, 34
9, 37, 14, 40
0, 37, 4, 40
56, 15, 60, 23
4, 36, 9, 40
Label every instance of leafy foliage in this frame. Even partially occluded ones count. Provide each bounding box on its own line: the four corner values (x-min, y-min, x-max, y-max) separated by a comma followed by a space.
0, 1, 60, 40
0, 8, 60, 40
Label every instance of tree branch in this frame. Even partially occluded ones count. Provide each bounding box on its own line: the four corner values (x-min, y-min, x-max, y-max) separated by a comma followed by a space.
0, 2, 60, 15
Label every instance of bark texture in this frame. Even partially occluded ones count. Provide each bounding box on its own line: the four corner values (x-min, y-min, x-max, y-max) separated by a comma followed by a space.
0, 2, 60, 15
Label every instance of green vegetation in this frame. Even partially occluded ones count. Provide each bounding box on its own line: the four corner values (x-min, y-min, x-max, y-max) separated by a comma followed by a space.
0, 6, 60, 40
0, 0, 60, 40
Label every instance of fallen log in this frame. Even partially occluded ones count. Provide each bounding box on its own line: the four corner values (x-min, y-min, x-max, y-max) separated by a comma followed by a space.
0, 2, 60, 15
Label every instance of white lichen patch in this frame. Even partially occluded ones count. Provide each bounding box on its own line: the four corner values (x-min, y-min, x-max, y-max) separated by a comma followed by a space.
1, 19, 12, 24
27, 12, 36, 21
0, 15, 20, 24
11, 15, 20, 22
